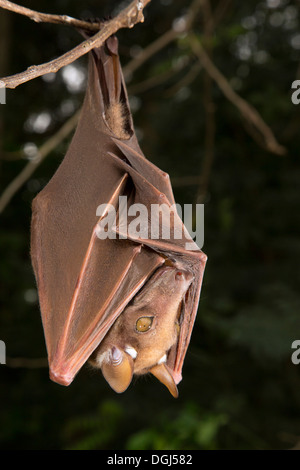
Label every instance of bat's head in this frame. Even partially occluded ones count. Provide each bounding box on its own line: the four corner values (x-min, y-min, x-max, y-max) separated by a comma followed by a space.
90, 265, 193, 397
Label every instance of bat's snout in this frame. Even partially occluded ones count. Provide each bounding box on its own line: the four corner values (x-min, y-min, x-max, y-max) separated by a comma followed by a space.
174, 268, 193, 291
154, 265, 193, 294
175, 269, 193, 282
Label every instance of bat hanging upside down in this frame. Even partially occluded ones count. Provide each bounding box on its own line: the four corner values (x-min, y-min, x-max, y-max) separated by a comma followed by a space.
30, 34, 207, 397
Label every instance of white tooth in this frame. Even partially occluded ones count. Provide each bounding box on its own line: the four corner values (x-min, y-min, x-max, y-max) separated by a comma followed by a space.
125, 346, 137, 359
157, 354, 167, 364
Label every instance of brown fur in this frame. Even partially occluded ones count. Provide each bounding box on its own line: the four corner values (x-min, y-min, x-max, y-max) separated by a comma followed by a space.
105, 101, 130, 140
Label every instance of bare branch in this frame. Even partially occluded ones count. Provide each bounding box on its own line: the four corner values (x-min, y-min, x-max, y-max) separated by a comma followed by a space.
123, 0, 204, 77
189, 34, 287, 156
209, 0, 233, 32
0, 0, 151, 89
128, 59, 191, 95
0, 0, 100, 32
196, 0, 216, 204
165, 61, 202, 97
128, 66, 179, 95
124, 29, 178, 78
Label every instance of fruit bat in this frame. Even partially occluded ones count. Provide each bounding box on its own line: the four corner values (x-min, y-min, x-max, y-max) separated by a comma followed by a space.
30, 34, 207, 397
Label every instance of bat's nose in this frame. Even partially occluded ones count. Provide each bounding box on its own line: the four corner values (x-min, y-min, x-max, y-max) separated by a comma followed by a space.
174, 269, 193, 290
152, 266, 193, 291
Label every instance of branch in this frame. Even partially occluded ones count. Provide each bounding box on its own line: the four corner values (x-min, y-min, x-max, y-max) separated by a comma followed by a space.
196, 0, 216, 204
124, 29, 178, 78
171, 0, 232, 193
165, 60, 202, 97
189, 34, 287, 156
208, 0, 233, 32
0, 0, 151, 89
128, 58, 192, 95
0, 0, 101, 32
123, 0, 204, 78
128, 65, 181, 95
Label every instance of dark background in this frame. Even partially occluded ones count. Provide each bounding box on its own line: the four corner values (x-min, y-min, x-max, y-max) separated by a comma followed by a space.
0, 0, 300, 450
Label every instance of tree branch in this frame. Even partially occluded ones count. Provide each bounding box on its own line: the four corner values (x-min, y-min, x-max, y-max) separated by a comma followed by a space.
189, 34, 287, 156
0, 0, 101, 32
0, 0, 151, 89
128, 61, 187, 95
164, 61, 202, 97
196, 0, 216, 204
123, 0, 204, 78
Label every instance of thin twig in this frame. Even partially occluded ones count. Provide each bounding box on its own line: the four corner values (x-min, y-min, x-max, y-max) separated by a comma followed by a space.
189, 34, 287, 156
0, 0, 151, 89
165, 61, 202, 97
128, 57, 192, 95
123, 29, 178, 78
0, 0, 101, 32
172, 0, 231, 192
208, 0, 232, 31
123, 0, 204, 78
128, 65, 182, 95
196, 0, 215, 204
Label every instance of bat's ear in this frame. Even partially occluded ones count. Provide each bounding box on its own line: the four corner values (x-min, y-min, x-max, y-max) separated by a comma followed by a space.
101, 347, 134, 393
150, 363, 179, 398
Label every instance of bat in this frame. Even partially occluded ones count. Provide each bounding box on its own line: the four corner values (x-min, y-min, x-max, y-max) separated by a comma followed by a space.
30, 34, 207, 397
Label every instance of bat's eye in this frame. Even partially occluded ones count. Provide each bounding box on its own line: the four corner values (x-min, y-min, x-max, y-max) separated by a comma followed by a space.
136, 316, 153, 332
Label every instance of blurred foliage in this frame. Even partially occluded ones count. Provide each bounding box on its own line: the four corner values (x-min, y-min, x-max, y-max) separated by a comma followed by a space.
63, 400, 124, 450
125, 403, 228, 450
1, 0, 300, 450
